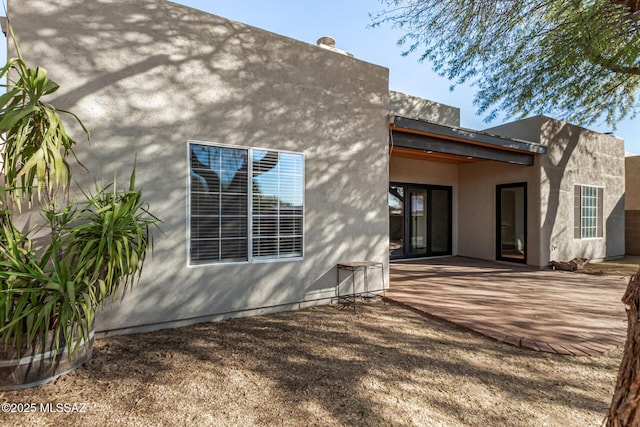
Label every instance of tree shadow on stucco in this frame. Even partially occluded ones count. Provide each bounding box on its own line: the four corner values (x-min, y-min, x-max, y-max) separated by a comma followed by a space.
6, 3, 619, 424
9, 0, 389, 331
541, 120, 624, 264
541, 120, 583, 263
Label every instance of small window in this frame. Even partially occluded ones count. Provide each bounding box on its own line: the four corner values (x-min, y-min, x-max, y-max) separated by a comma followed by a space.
574, 185, 603, 239
188, 142, 304, 265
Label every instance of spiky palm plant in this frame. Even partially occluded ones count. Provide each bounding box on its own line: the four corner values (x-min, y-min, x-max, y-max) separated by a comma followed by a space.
0, 21, 158, 363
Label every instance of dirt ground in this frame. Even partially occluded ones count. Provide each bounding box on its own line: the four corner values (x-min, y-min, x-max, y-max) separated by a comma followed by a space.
1, 300, 622, 427
581, 256, 640, 279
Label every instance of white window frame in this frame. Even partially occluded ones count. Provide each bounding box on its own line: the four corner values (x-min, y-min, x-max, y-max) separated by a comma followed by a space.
187, 140, 304, 266
574, 184, 604, 240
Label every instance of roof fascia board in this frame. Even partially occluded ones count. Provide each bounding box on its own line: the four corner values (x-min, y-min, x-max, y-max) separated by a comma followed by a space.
392, 116, 547, 155
392, 131, 535, 166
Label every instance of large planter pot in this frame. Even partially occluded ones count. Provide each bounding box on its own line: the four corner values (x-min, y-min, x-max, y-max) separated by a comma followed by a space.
0, 326, 94, 391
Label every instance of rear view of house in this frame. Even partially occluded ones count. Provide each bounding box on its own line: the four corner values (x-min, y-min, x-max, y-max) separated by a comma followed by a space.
8, 0, 626, 335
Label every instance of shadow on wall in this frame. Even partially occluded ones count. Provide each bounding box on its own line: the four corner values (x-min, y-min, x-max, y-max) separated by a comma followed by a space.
542, 119, 624, 263
306, 233, 388, 299
542, 120, 583, 263
12, 0, 389, 329
389, 90, 460, 127
607, 195, 625, 259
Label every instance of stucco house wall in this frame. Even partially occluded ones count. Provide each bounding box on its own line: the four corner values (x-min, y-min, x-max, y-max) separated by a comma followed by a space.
487, 116, 625, 265
388, 108, 624, 268
457, 161, 541, 265
626, 155, 640, 255
390, 91, 460, 127
10, 0, 390, 334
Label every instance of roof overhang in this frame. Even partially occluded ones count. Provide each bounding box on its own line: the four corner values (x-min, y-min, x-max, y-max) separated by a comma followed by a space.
390, 115, 547, 166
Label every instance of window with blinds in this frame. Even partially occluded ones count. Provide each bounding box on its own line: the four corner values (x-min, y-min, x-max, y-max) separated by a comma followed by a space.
252, 149, 304, 259
574, 185, 603, 239
188, 142, 304, 265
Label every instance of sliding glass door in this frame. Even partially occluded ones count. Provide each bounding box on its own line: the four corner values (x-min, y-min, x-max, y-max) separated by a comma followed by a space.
409, 187, 428, 256
389, 185, 405, 258
389, 183, 452, 259
430, 188, 451, 254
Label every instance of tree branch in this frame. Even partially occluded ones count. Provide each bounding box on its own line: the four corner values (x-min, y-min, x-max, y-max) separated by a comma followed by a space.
585, 51, 640, 75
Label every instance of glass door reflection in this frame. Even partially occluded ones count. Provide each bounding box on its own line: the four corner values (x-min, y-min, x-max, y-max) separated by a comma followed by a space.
389, 183, 452, 259
409, 188, 428, 256
388, 185, 405, 258
497, 183, 527, 263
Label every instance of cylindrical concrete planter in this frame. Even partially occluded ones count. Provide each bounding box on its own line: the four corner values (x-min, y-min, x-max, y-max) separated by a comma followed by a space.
0, 327, 94, 391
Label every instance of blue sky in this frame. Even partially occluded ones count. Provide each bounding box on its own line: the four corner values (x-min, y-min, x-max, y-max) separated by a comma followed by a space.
2, 0, 638, 153
188, 0, 639, 154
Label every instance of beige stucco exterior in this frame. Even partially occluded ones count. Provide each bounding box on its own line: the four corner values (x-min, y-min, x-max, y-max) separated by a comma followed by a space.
388, 114, 625, 268
390, 91, 460, 127
627, 156, 640, 210
8, 0, 628, 335
10, 0, 390, 334
626, 156, 640, 254
457, 161, 541, 264
488, 116, 625, 264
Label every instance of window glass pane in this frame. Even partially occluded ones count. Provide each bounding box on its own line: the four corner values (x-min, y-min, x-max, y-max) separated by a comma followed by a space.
389, 186, 405, 258
279, 153, 303, 175
220, 238, 248, 261
191, 216, 219, 240
253, 237, 278, 257
190, 144, 248, 263
253, 216, 278, 236
225, 172, 247, 194
191, 192, 219, 214
579, 185, 602, 239
430, 188, 451, 254
189, 143, 303, 264
221, 193, 247, 216
191, 239, 219, 263
253, 149, 280, 174
279, 236, 303, 257
279, 216, 303, 235
220, 217, 247, 238
252, 150, 304, 260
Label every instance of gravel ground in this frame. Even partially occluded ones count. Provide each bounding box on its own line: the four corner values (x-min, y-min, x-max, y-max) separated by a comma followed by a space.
1, 301, 622, 427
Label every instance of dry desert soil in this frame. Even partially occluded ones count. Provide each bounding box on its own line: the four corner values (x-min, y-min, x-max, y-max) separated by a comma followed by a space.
1, 258, 638, 426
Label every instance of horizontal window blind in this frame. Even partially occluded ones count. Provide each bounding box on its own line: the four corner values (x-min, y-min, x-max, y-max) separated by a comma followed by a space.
252, 150, 304, 259
190, 145, 249, 263
189, 142, 304, 265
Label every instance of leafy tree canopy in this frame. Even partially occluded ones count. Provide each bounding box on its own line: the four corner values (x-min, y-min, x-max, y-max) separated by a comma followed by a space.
371, 0, 640, 126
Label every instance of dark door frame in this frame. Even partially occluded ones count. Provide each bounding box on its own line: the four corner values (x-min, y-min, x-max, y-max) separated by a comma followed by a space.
495, 182, 527, 264
390, 182, 453, 260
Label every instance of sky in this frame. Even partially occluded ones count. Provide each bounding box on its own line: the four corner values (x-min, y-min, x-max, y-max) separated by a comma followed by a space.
182, 0, 639, 154
2, 0, 638, 153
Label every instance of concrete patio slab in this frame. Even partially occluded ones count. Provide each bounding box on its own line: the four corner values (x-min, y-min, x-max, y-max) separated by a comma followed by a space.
386, 257, 630, 356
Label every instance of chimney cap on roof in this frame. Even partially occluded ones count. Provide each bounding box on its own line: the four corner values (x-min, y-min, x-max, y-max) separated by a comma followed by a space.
316, 36, 336, 47
316, 36, 354, 57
